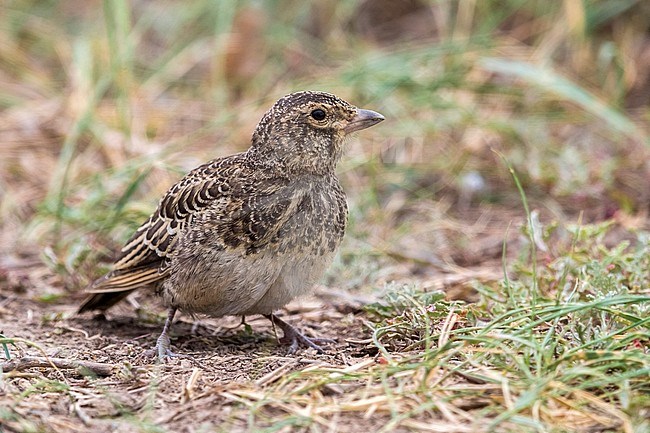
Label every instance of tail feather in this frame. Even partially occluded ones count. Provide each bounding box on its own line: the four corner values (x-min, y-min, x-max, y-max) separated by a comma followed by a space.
78, 290, 136, 313
77, 265, 168, 313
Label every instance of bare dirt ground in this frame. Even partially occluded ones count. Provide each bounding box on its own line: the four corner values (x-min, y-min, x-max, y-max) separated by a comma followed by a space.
0, 288, 386, 432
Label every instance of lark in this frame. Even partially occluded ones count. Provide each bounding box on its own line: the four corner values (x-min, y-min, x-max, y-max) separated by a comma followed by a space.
78, 91, 384, 359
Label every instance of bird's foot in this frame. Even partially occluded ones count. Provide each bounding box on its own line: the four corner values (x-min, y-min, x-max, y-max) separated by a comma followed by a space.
144, 332, 189, 362
143, 307, 189, 362
265, 314, 335, 354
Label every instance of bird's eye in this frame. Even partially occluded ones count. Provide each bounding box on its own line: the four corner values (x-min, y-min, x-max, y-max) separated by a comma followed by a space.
310, 109, 326, 121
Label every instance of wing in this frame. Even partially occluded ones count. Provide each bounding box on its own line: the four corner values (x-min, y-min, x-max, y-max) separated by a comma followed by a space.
79, 153, 248, 311
118, 153, 252, 273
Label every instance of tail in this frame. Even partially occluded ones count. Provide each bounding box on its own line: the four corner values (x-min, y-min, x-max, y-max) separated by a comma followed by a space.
78, 290, 136, 313
77, 266, 168, 313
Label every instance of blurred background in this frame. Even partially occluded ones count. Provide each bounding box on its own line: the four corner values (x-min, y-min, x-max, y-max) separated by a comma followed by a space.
1, 0, 649, 301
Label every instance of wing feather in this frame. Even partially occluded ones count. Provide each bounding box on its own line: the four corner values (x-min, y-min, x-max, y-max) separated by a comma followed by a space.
112, 158, 238, 271
79, 154, 247, 312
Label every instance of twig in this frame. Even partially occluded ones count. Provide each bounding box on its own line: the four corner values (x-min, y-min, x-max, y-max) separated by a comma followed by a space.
1, 356, 115, 376
1, 336, 69, 384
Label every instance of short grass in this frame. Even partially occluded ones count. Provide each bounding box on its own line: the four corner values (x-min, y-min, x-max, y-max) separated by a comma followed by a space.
1, 0, 649, 432
220, 202, 650, 432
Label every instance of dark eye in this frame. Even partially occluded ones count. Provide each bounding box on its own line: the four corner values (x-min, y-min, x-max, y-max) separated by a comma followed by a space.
310, 109, 326, 121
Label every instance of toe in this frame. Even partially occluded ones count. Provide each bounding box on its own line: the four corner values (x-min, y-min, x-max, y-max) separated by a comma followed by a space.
266, 314, 334, 353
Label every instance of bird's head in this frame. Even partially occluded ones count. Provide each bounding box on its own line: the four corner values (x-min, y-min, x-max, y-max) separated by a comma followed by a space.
249, 91, 384, 176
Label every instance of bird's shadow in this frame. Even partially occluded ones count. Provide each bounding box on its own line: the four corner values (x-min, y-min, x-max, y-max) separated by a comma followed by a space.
72, 312, 275, 358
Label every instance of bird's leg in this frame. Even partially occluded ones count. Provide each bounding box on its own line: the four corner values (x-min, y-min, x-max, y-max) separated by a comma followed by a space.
264, 313, 334, 354
240, 315, 253, 334
150, 307, 188, 362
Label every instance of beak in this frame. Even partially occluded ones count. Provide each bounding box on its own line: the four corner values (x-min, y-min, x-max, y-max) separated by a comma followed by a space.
344, 108, 385, 134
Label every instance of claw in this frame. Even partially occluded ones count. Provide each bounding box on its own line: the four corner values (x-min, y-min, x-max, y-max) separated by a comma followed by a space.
265, 313, 334, 353
145, 307, 189, 362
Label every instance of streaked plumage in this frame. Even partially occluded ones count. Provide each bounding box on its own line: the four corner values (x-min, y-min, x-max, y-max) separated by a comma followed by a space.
78, 91, 384, 359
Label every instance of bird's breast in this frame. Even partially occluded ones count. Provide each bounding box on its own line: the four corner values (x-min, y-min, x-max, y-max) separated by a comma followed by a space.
271, 178, 347, 256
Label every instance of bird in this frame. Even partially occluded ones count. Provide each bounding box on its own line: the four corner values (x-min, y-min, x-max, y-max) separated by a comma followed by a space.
78, 91, 384, 360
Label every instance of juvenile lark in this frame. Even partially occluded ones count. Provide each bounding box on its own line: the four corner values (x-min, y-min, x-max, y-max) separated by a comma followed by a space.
79, 91, 384, 359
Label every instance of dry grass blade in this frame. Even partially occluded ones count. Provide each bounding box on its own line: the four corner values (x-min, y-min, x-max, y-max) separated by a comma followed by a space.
180, 367, 201, 403
1, 356, 115, 377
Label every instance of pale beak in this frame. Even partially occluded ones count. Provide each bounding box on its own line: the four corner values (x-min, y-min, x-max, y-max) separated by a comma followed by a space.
344, 108, 385, 134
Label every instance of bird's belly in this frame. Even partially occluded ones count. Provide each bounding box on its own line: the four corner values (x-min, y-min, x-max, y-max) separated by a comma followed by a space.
161, 248, 334, 317
242, 249, 335, 315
